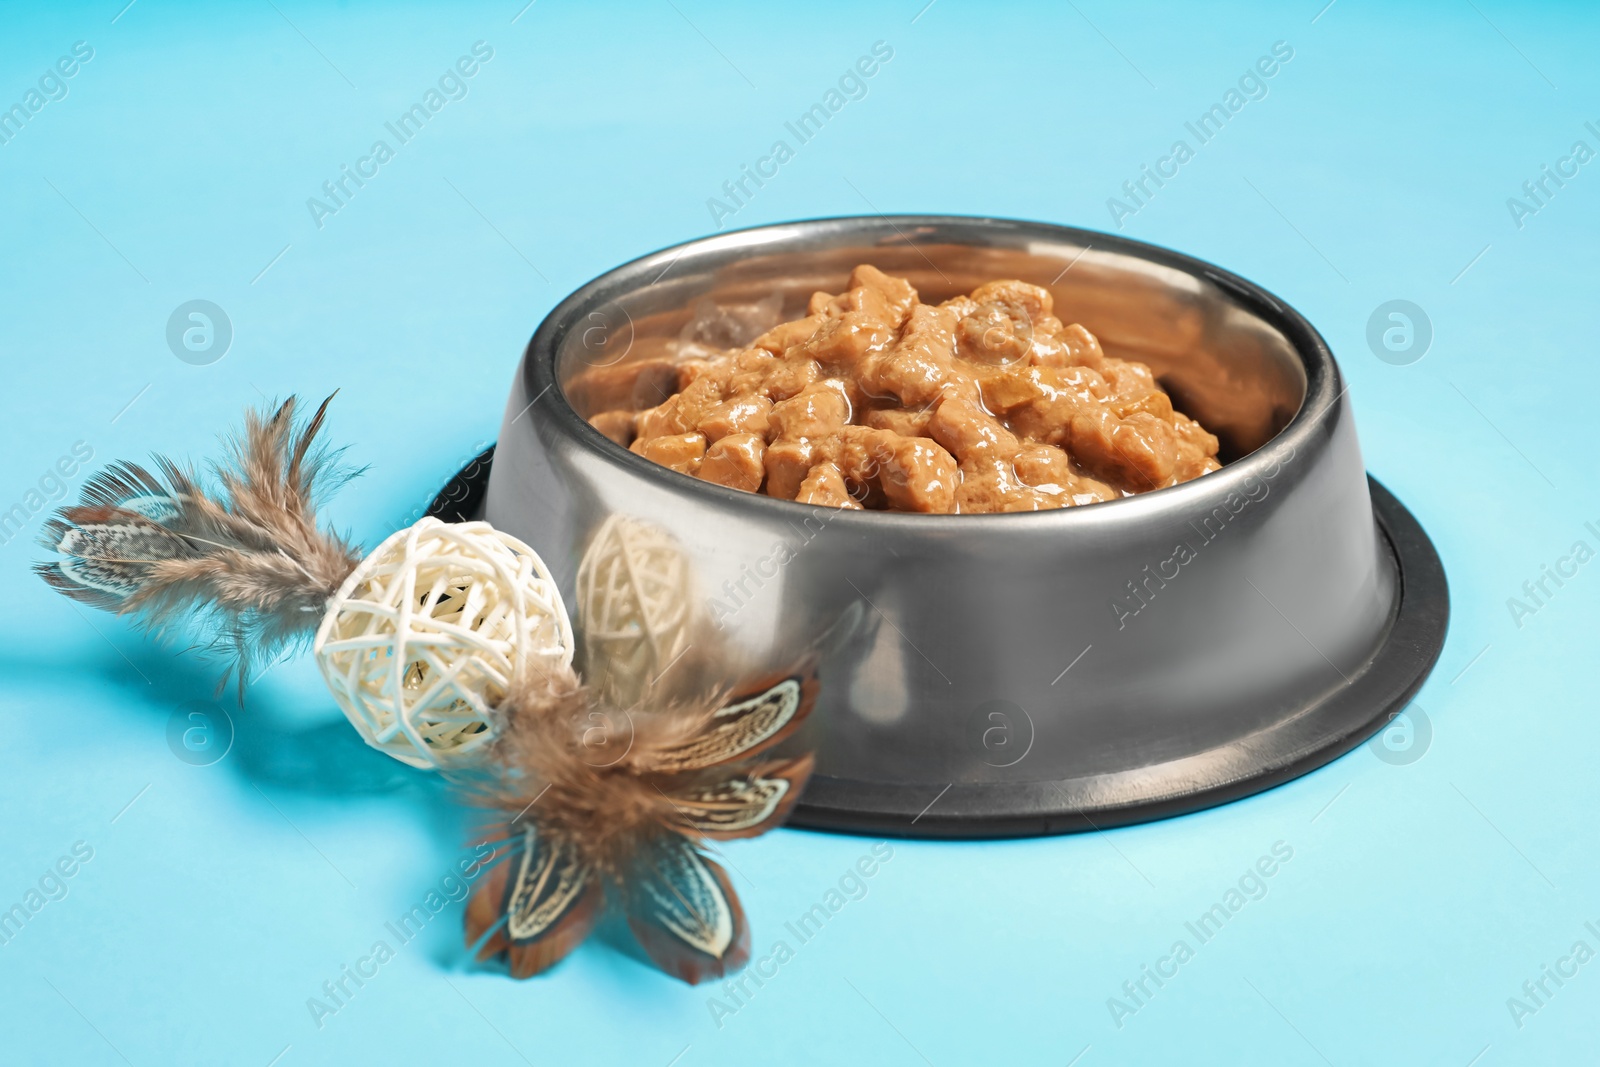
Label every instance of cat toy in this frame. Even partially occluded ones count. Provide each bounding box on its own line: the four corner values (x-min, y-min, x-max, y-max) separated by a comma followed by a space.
35, 394, 814, 983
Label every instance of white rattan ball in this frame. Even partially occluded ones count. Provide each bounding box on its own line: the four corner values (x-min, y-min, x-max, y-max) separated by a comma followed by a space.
575, 514, 694, 706
313, 517, 574, 769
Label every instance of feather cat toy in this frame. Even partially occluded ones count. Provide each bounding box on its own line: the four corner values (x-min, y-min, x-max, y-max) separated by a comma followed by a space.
35, 395, 814, 984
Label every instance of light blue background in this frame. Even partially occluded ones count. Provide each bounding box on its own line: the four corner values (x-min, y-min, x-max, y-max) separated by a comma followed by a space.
2, 1, 1596, 1064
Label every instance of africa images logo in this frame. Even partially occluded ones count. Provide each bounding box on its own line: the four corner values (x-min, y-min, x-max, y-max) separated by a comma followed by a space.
305, 42, 495, 230
0, 41, 94, 149
1106, 41, 1294, 229
166, 300, 233, 366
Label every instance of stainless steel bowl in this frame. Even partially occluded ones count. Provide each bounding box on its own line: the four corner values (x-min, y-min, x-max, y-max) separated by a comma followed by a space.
466, 216, 1448, 837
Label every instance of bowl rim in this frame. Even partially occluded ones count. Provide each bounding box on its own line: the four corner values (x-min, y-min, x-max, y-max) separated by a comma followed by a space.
522, 214, 1342, 528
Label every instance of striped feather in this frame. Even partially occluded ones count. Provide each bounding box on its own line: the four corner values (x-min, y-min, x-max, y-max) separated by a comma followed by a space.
464, 667, 817, 983
34, 395, 363, 689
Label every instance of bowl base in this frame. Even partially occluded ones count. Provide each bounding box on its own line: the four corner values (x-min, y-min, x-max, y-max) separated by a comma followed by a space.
431, 453, 1448, 839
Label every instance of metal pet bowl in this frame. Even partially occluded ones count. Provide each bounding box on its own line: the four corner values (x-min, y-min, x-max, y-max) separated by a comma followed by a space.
437, 216, 1448, 838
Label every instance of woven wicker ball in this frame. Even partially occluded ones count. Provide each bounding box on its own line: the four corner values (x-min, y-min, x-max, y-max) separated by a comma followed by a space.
574, 515, 694, 706
313, 517, 574, 769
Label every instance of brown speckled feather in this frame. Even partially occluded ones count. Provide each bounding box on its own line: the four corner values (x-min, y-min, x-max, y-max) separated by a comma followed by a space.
462, 661, 816, 984
34, 395, 363, 690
